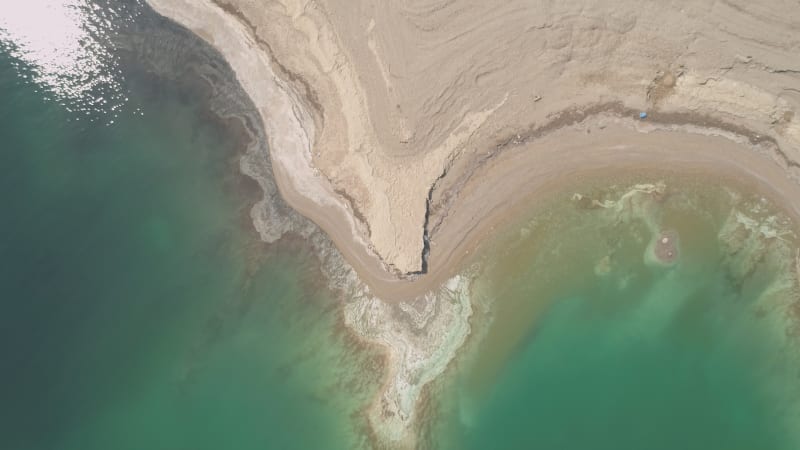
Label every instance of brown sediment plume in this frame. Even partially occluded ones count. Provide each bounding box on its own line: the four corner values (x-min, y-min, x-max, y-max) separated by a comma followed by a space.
142, 0, 800, 445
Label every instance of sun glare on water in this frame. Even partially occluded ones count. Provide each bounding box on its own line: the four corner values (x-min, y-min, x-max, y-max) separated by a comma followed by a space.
0, 0, 133, 120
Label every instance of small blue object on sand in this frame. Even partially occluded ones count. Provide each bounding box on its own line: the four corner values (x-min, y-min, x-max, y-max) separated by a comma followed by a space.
639, 112, 648, 119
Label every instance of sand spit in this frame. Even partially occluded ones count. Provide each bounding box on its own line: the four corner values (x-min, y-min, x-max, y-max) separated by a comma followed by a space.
343, 275, 473, 446
144, 0, 800, 280
253, 206, 474, 447
143, 0, 800, 446
145, 0, 800, 297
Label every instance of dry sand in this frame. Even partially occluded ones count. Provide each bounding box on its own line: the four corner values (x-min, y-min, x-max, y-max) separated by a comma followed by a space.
146, 0, 800, 289
143, 0, 800, 445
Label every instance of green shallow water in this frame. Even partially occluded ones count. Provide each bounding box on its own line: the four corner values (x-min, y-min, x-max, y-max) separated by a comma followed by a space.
0, 19, 376, 449
436, 179, 800, 450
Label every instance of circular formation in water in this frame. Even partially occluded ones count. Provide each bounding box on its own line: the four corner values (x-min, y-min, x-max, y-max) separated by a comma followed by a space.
653, 229, 679, 265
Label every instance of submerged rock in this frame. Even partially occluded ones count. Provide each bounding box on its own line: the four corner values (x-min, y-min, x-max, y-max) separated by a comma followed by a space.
652, 229, 679, 266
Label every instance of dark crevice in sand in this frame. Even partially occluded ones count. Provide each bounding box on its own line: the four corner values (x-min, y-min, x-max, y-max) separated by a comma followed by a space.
408, 184, 434, 276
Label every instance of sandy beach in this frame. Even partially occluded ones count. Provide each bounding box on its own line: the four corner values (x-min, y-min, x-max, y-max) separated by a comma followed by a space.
143, 0, 800, 445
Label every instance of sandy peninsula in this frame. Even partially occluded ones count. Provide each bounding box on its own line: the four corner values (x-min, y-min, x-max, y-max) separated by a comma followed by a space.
144, 0, 800, 445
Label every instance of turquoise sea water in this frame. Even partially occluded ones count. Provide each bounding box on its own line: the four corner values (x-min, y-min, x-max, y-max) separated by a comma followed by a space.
436, 180, 800, 449
0, 5, 375, 449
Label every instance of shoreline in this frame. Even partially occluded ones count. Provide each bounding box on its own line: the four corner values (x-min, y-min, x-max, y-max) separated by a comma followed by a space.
144, 0, 407, 290
141, 0, 800, 446
143, 0, 800, 302
146, 0, 800, 282
422, 115, 800, 297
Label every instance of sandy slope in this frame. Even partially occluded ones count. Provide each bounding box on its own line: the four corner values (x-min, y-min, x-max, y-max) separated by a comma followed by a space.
146, 0, 800, 281
144, 0, 800, 444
